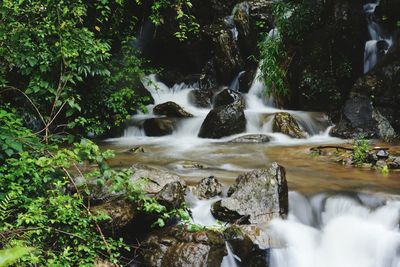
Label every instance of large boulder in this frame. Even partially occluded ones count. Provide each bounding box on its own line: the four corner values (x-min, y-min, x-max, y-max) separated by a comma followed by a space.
213, 89, 245, 109
188, 89, 214, 108
211, 162, 288, 224
192, 176, 223, 200
198, 103, 246, 139
143, 118, 175, 136
272, 112, 307, 138
141, 225, 226, 267
153, 101, 193, 118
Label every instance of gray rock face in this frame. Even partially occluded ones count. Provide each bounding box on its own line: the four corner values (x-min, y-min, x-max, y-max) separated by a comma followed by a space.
91, 199, 135, 231
143, 118, 175, 136
198, 103, 246, 139
229, 134, 270, 143
272, 112, 307, 138
213, 89, 245, 109
192, 176, 222, 199
211, 162, 288, 224
153, 101, 193, 118
141, 225, 226, 267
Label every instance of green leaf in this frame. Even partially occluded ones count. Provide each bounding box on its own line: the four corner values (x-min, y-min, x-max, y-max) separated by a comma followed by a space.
0, 247, 34, 267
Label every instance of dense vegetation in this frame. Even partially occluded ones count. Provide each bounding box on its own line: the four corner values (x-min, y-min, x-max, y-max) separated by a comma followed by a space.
0, 0, 197, 265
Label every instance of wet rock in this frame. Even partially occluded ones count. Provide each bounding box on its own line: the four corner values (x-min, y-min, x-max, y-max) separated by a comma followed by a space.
153, 101, 193, 118
141, 225, 226, 267
238, 69, 257, 93
272, 112, 307, 138
143, 118, 175, 136
229, 134, 270, 143
387, 156, 400, 169
123, 146, 146, 154
156, 181, 185, 210
332, 93, 397, 141
213, 89, 245, 109
192, 176, 222, 200
198, 103, 246, 139
93, 259, 116, 267
188, 89, 214, 108
376, 149, 389, 160
211, 162, 288, 224
91, 199, 135, 231
233, 2, 254, 57
333, 48, 400, 141
202, 21, 244, 84
224, 225, 271, 266
130, 164, 186, 196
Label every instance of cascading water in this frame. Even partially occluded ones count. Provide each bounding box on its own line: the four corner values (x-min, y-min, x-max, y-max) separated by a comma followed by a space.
363, 0, 393, 73
270, 192, 400, 267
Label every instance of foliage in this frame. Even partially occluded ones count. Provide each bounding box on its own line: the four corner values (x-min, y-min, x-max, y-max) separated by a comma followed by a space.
141, 0, 200, 40
352, 136, 369, 165
258, 0, 323, 97
258, 34, 288, 96
0, 247, 34, 267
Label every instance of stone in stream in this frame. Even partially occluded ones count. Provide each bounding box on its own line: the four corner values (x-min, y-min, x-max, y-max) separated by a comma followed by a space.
142, 118, 175, 136
213, 89, 245, 109
376, 149, 389, 159
198, 103, 246, 139
153, 101, 193, 118
140, 225, 226, 267
211, 162, 288, 224
192, 176, 223, 200
272, 112, 307, 139
229, 134, 270, 143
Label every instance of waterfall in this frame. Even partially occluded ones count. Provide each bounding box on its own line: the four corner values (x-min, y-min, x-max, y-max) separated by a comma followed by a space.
363, 0, 393, 73
229, 71, 246, 91
270, 192, 400, 267
221, 242, 240, 267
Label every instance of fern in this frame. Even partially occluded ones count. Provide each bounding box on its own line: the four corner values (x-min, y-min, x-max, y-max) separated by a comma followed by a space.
0, 193, 14, 223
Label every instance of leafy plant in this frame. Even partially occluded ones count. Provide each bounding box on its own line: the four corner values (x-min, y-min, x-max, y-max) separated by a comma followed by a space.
0, 247, 34, 267
352, 136, 369, 165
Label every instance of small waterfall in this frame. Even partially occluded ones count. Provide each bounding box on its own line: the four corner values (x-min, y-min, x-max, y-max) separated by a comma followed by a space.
224, 15, 239, 41
270, 192, 400, 267
363, 0, 393, 73
186, 192, 220, 226
221, 242, 240, 267
229, 71, 246, 91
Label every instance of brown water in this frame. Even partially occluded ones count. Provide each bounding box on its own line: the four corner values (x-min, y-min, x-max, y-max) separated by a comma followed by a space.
101, 140, 400, 195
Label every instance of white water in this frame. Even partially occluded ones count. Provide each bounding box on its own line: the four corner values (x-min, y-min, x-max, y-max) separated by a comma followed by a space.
109, 69, 341, 152
270, 192, 400, 267
363, 0, 393, 73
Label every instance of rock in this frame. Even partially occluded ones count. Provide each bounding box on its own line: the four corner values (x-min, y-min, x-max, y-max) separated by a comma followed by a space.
123, 146, 146, 154
233, 2, 254, 57
229, 134, 270, 143
130, 164, 186, 196
188, 89, 214, 108
93, 259, 116, 267
376, 149, 389, 159
224, 225, 271, 266
192, 176, 222, 199
153, 101, 193, 118
387, 156, 400, 169
211, 162, 288, 224
143, 118, 175, 136
198, 103, 246, 139
141, 225, 226, 267
91, 199, 135, 231
202, 21, 244, 84
332, 93, 397, 140
156, 181, 185, 209
272, 112, 307, 138
213, 89, 245, 109
238, 69, 257, 93
333, 47, 400, 140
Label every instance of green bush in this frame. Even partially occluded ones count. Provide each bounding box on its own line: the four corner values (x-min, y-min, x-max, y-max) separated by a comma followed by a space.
352, 137, 369, 165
